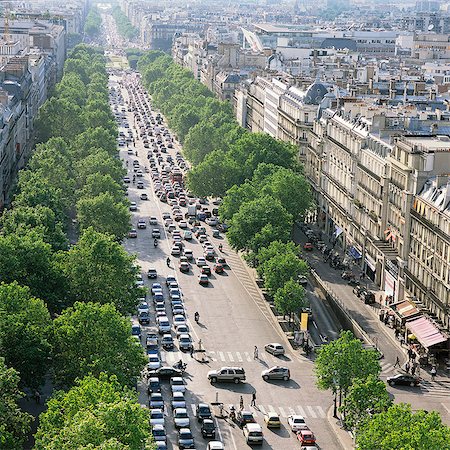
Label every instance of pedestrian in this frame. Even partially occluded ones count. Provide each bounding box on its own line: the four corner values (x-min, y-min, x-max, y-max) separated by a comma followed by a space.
405, 362, 410, 373
411, 365, 416, 376
190, 346, 194, 358
384, 314, 389, 325
250, 391, 256, 407
34, 390, 41, 404
400, 336, 405, 347
239, 395, 244, 410
254, 346, 258, 359
394, 328, 399, 339
431, 366, 437, 381
394, 356, 401, 368
379, 310, 385, 322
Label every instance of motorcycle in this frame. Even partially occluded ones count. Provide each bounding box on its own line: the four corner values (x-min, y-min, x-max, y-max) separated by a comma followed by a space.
173, 361, 187, 373
229, 407, 236, 421
154, 239, 158, 248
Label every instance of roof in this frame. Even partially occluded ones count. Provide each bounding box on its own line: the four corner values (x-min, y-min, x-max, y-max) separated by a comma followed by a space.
406, 316, 448, 348
304, 81, 328, 105
320, 38, 357, 51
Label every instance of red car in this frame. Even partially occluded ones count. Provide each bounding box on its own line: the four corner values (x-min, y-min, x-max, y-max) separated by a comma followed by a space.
303, 242, 313, 251
297, 429, 316, 446
213, 263, 224, 274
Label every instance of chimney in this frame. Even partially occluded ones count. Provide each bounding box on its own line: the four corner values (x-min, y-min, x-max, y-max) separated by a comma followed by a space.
430, 88, 436, 100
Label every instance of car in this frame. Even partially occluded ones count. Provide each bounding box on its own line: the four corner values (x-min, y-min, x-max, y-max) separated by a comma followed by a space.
151, 283, 163, 295
264, 343, 285, 356
170, 376, 186, 393
243, 423, 263, 445
204, 250, 215, 261
152, 228, 161, 238
123, 176, 131, 183
155, 442, 168, 450
196, 403, 212, 422
138, 311, 150, 325
169, 287, 182, 298
157, 316, 171, 334
261, 366, 290, 381
137, 181, 144, 189
152, 424, 167, 444
148, 353, 161, 370
179, 220, 188, 228
173, 408, 190, 428
146, 333, 158, 348
171, 246, 181, 256
172, 305, 186, 316
147, 376, 161, 394
176, 324, 190, 336
303, 242, 313, 251
387, 374, 421, 387
207, 442, 224, 450
287, 415, 309, 432
128, 228, 138, 238
166, 276, 177, 286
136, 169, 143, 177
183, 230, 192, 240
149, 408, 165, 426
297, 429, 316, 446
149, 216, 158, 224
198, 274, 209, 285
178, 428, 195, 449
161, 334, 174, 350
184, 249, 194, 260
178, 334, 193, 351
207, 367, 246, 384
196, 257, 207, 267
213, 263, 224, 274
173, 314, 186, 327
148, 366, 182, 378
264, 411, 281, 428
179, 261, 190, 272
147, 268, 157, 278
237, 410, 256, 427
137, 219, 147, 229
201, 266, 211, 276
149, 392, 164, 409
201, 419, 216, 438
217, 257, 227, 266
138, 301, 150, 314
172, 391, 186, 410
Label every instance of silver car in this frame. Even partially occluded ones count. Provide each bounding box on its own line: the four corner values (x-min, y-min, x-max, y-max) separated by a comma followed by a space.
172, 391, 186, 410
264, 343, 285, 356
173, 408, 190, 428
261, 366, 290, 381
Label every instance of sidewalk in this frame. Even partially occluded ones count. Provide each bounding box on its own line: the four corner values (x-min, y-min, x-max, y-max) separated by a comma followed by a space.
293, 223, 450, 384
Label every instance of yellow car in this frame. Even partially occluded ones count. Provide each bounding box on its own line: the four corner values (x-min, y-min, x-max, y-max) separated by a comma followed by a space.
264, 411, 281, 428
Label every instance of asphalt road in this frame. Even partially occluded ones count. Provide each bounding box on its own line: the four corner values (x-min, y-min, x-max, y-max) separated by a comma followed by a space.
110, 72, 342, 450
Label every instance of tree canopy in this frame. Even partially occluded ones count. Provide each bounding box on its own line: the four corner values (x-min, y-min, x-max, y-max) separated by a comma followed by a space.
35, 374, 153, 450
51, 302, 147, 388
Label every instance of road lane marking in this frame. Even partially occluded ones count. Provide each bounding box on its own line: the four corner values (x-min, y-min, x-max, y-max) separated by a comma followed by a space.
288, 407, 296, 415
297, 406, 306, 416
244, 352, 252, 362
267, 404, 275, 412
258, 405, 266, 414
219, 351, 225, 361
236, 352, 243, 362
307, 405, 317, 418
317, 406, 326, 418
227, 352, 234, 362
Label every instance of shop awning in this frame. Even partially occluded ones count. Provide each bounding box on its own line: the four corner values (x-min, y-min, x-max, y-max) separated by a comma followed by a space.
390, 300, 421, 321
406, 317, 448, 348
348, 246, 362, 260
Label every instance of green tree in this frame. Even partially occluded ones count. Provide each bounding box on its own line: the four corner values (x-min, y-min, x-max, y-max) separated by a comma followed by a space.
219, 182, 256, 222
356, 403, 450, 450
35, 373, 153, 450
315, 330, 381, 401
186, 150, 242, 197
58, 228, 143, 314
78, 173, 125, 204
71, 127, 117, 159
0, 231, 65, 312
0, 282, 52, 388
274, 280, 307, 321
76, 192, 130, 241
227, 196, 293, 252
74, 150, 125, 186
262, 253, 308, 295
1, 205, 68, 251
0, 358, 32, 449
340, 374, 392, 432
51, 302, 147, 388
256, 241, 300, 274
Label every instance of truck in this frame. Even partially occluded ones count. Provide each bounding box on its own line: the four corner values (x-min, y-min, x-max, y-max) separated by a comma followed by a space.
170, 170, 183, 184
187, 205, 197, 218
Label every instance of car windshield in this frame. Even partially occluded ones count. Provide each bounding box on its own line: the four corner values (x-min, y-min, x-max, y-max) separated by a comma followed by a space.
152, 412, 163, 419
176, 411, 188, 418
180, 432, 192, 439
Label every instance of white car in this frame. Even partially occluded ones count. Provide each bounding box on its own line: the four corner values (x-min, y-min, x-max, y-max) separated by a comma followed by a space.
287, 415, 309, 432
138, 301, 150, 314
206, 218, 217, 226
179, 221, 188, 228
149, 216, 158, 225
129, 202, 137, 211
173, 314, 186, 327
150, 408, 165, 426
173, 408, 190, 428
172, 391, 186, 410
196, 257, 207, 267
176, 324, 190, 337
148, 353, 161, 370
157, 316, 171, 334
171, 246, 181, 256
265, 343, 285, 356
170, 377, 186, 393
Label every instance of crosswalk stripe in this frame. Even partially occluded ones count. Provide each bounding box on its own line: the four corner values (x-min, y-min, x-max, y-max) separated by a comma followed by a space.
297, 406, 306, 416
307, 405, 317, 418
317, 406, 326, 418
236, 352, 243, 362
258, 405, 266, 414
267, 405, 276, 412
288, 407, 296, 415
278, 407, 286, 417
218, 351, 225, 361
209, 351, 217, 362
227, 352, 234, 362
244, 352, 252, 362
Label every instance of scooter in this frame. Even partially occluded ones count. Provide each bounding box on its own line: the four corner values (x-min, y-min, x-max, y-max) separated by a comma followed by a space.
154, 239, 158, 248
173, 361, 187, 373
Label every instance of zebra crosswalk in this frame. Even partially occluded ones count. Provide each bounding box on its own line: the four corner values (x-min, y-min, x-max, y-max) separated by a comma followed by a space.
160, 349, 309, 365
419, 380, 450, 398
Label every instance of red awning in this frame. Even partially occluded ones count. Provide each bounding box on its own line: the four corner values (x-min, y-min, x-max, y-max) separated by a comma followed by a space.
406, 317, 448, 348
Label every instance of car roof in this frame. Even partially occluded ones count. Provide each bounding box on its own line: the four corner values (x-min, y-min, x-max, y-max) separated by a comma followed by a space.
245, 423, 262, 431
290, 415, 305, 420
